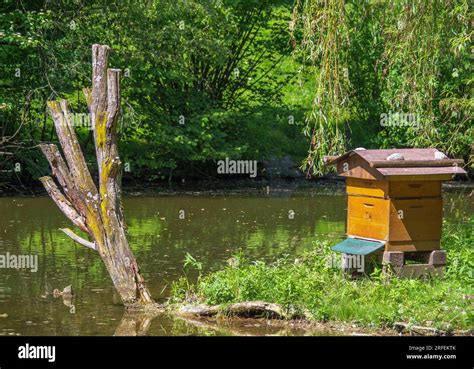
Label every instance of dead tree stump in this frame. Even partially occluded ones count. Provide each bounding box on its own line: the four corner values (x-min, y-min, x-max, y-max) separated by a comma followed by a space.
39, 44, 153, 307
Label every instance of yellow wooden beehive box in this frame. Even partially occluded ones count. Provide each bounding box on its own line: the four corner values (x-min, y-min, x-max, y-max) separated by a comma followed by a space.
325, 148, 466, 254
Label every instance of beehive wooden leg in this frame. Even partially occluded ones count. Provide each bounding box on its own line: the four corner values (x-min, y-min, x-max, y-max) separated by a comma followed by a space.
382, 251, 404, 267
428, 250, 447, 266
382, 251, 404, 276
382, 250, 446, 278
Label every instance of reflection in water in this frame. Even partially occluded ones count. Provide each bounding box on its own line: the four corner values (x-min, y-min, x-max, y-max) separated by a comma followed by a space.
113, 313, 342, 336
115, 314, 153, 336
0, 188, 472, 335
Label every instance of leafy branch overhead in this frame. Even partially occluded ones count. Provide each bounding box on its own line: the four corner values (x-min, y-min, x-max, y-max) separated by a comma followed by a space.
291, 0, 473, 176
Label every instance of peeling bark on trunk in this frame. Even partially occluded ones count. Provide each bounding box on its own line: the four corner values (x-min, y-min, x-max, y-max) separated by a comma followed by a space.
39, 44, 153, 307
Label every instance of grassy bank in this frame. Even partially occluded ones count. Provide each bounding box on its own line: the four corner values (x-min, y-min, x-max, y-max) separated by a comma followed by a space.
170, 218, 473, 332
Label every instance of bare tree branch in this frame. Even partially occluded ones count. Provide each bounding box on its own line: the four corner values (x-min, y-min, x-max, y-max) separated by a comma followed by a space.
60, 228, 96, 251
39, 176, 88, 232
46, 100, 98, 200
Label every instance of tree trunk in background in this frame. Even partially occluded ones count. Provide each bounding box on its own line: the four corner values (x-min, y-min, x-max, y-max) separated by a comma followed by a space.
39, 44, 153, 307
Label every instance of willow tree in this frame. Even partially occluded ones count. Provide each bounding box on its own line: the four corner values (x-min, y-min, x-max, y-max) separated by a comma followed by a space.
292, 0, 472, 174
378, 0, 473, 157
291, 0, 350, 176
39, 44, 153, 307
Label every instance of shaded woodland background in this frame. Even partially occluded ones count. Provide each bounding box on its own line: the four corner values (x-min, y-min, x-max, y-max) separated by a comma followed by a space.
1, 0, 472, 190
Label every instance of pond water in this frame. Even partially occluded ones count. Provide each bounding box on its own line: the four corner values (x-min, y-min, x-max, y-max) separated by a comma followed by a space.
0, 187, 472, 335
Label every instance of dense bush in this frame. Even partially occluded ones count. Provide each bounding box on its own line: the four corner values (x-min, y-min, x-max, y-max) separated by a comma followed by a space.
1, 0, 307, 187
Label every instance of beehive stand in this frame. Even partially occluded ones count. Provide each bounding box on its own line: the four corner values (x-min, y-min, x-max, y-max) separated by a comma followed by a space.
325, 148, 467, 278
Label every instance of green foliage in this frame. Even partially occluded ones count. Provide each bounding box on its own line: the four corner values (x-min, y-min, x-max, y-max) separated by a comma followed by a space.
375, 0, 473, 158
443, 217, 474, 285
171, 218, 474, 330
1, 0, 305, 186
292, 0, 350, 175
1, 0, 472, 187
184, 252, 203, 274
292, 0, 473, 175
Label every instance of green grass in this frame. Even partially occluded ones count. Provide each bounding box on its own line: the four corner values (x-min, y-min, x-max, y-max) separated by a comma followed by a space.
170, 218, 473, 331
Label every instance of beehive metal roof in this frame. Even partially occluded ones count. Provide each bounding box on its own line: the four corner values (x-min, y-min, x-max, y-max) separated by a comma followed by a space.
325, 148, 467, 178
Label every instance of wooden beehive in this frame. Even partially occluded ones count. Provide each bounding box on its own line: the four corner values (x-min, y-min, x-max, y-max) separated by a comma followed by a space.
325, 148, 466, 253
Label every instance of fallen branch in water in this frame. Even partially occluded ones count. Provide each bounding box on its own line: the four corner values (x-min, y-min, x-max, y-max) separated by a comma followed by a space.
176, 301, 287, 319
394, 322, 445, 336
106, 305, 472, 336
